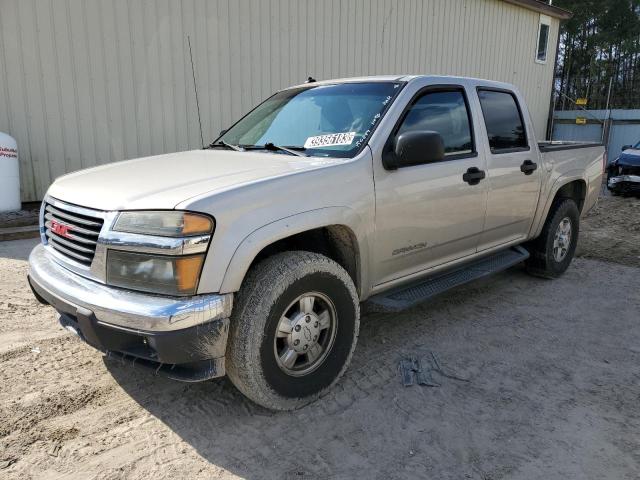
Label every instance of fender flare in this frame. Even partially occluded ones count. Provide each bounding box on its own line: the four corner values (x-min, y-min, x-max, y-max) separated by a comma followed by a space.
531, 170, 588, 238
218, 206, 370, 295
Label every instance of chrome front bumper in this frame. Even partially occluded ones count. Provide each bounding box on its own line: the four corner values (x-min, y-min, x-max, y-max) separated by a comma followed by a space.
28, 243, 232, 333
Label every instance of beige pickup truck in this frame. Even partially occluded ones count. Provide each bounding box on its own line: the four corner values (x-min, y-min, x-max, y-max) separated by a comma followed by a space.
28, 75, 604, 410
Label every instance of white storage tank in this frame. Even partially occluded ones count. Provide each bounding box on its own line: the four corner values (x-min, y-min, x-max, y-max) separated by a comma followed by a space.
0, 132, 21, 212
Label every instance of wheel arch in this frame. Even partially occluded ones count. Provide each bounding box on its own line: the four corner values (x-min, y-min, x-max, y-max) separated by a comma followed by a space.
532, 174, 587, 239
218, 207, 368, 297
555, 179, 587, 212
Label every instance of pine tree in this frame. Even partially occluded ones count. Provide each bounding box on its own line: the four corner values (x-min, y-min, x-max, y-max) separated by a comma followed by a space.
554, 0, 640, 109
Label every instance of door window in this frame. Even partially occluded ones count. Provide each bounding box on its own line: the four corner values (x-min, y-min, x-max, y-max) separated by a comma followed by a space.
477, 89, 528, 153
396, 90, 474, 157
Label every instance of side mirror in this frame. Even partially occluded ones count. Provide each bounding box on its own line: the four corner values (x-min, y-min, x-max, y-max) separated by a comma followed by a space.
383, 130, 445, 170
622, 144, 632, 151
219, 129, 228, 136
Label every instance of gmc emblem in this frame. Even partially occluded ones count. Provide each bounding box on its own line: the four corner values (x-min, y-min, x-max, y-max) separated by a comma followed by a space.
51, 220, 71, 238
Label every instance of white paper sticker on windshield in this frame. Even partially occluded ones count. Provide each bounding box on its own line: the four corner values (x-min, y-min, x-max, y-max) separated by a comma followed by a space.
304, 132, 356, 149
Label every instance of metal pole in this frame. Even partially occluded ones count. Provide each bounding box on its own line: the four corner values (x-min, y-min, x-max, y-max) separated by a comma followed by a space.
601, 77, 613, 144
604, 76, 613, 111
548, 91, 557, 141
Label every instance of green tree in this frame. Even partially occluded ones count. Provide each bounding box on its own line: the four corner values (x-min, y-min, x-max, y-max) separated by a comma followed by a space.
554, 0, 640, 109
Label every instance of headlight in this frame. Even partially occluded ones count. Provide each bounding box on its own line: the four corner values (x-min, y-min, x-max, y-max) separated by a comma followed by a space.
108, 210, 214, 295
107, 250, 204, 296
113, 211, 214, 237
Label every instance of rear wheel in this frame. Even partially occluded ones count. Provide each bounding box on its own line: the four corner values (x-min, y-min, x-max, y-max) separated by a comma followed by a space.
226, 251, 360, 410
525, 198, 580, 279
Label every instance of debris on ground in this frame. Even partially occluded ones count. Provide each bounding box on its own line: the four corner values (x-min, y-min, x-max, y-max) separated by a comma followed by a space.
47, 442, 61, 458
0, 458, 17, 470
399, 352, 470, 387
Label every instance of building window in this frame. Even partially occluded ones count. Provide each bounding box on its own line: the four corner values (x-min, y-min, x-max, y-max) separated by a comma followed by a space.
536, 15, 551, 63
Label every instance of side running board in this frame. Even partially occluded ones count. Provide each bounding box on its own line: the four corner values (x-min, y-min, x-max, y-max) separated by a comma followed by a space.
367, 246, 530, 312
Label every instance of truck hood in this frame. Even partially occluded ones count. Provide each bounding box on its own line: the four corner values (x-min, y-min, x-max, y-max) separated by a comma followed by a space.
47, 150, 342, 211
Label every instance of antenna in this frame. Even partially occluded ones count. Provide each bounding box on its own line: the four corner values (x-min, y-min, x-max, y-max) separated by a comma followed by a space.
188, 35, 204, 148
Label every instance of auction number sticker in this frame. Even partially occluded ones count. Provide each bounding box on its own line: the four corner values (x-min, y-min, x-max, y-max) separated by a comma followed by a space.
304, 132, 356, 149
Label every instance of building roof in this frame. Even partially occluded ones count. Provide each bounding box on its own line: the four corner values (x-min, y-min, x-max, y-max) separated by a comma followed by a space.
502, 0, 572, 19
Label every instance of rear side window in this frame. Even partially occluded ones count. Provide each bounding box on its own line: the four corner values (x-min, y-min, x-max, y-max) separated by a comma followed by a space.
477, 89, 528, 153
397, 90, 474, 156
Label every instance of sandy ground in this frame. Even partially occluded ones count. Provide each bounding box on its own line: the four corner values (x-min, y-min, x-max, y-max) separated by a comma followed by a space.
1, 195, 639, 479
576, 194, 640, 267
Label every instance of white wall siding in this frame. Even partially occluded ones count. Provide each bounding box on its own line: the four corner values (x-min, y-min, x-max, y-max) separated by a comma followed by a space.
0, 0, 559, 201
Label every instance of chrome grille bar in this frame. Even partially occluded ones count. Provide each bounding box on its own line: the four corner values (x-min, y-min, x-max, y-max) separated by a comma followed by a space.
45, 231, 95, 254
47, 237, 95, 263
44, 201, 104, 266
45, 204, 103, 228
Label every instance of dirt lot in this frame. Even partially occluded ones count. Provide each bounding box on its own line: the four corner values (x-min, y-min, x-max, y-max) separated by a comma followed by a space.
576, 194, 640, 267
1, 195, 639, 479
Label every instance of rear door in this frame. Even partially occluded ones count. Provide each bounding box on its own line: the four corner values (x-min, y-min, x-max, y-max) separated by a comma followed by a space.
475, 88, 542, 250
371, 84, 488, 286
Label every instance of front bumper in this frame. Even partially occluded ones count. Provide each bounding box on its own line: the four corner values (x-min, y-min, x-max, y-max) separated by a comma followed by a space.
28, 243, 233, 381
608, 174, 640, 194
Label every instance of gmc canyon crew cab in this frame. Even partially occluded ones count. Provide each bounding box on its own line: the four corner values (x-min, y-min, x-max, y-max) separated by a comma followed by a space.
28, 75, 604, 410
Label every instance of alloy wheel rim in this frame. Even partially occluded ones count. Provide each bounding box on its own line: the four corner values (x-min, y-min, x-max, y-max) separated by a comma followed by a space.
552, 217, 572, 262
273, 292, 338, 377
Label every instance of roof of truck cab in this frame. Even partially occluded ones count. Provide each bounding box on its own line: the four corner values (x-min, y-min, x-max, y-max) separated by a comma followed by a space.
285, 75, 516, 91
285, 75, 411, 89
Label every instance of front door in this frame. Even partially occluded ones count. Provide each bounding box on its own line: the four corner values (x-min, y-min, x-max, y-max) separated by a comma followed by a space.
475, 88, 542, 250
372, 86, 488, 286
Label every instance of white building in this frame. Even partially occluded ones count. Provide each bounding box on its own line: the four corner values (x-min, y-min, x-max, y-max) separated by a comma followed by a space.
0, 0, 570, 201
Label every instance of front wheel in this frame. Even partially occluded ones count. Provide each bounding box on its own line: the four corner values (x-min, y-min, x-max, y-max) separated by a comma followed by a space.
226, 251, 360, 410
525, 198, 580, 278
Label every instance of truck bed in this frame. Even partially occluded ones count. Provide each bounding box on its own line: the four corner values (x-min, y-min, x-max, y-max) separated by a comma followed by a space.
534, 141, 605, 226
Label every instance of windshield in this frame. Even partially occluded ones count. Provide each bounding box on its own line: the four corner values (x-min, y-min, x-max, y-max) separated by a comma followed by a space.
217, 82, 403, 158
634, 140, 640, 149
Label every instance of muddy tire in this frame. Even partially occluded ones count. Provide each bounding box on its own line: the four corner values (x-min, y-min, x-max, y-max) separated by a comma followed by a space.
525, 198, 580, 279
225, 251, 360, 410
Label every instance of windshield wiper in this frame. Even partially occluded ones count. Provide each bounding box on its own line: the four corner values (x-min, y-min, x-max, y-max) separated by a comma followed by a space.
205, 140, 244, 152
247, 142, 307, 157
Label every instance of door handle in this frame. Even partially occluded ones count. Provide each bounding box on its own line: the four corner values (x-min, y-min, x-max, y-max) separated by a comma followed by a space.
520, 159, 538, 175
462, 167, 486, 185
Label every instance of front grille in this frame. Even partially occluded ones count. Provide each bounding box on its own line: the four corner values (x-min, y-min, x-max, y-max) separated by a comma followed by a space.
44, 202, 104, 266
620, 164, 640, 176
